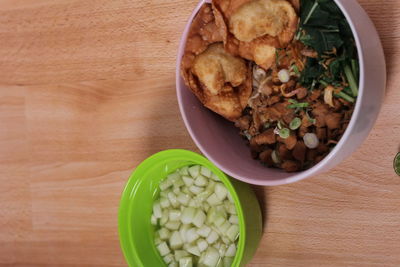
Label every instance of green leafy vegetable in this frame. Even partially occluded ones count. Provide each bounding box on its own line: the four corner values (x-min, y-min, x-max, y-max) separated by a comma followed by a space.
298, 0, 359, 98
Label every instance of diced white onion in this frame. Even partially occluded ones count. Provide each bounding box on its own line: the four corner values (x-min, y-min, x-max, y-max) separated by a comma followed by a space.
194, 175, 208, 187
179, 257, 193, 267
160, 210, 169, 226
206, 193, 221, 205
197, 225, 211, 238
187, 245, 201, 257
200, 166, 212, 178
201, 247, 220, 267
165, 221, 181, 231
153, 201, 162, 218
206, 230, 219, 244
226, 225, 239, 242
197, 238, 208, 252
179, 166, 189, 176
225, 244, 237, 257
169, 209, 181, 222
229, 215, 239, 225
181, 207, 196, 224
215, 183, 228, 201
174, 250, 189, 261
160, 197, 171, 208
152, 165, 240, 266
170, 231, 183, 250
157, 242, 171, 256
189, 185, 203, 195
185, 228, 200, 243
182, 176, 194, 187
163, 254, 174, 264
151, 215, 157, 226
188, 165, 200, 178
177, 193, 190, 206
193, 209, 206, 228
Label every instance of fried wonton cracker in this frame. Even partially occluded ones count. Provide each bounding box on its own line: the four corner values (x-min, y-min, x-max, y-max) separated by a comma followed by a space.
212, 0, 298, 69
181, 4, 252, 121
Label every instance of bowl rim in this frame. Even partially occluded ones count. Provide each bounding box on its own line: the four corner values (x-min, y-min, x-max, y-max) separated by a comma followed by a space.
175, 0, 381, 186
118, 149, 248, 266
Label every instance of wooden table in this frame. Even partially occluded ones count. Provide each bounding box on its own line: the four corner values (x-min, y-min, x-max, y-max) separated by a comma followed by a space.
0, 0, 399, 266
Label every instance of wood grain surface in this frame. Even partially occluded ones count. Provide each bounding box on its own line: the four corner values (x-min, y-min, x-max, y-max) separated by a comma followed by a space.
0, 0, 399, 266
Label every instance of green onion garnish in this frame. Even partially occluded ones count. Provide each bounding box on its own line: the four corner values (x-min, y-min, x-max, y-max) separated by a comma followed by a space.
306, 111, 316, 124
344, 64, 359, 97
292, 64, 300, 76
334, 91, 355, 103
279, 128, 290, 139
287, 102, 309, 109
289, 117, 302, 130
319, 80, 329, 87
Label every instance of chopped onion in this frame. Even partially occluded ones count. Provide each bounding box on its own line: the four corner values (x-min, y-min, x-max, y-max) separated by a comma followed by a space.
181, 207, 196, 224
179, 257, 193, 267
153, 201, 162, 218
159, 179, 172, 191
229, 215, 239, 225
201, 247, 220, 267
225, 244, 236, 257
186, 228, 200, 243
169, 209, 181, 221
206, 193, 221, 205
193, 209, 206, 228
165, 221, 181, 231
200, 166, 212, 178
219, 221, 231, 233
179, 224, 190, 243
218, 244, 227, 257
151, 215, 157, 226
197, 225, 211, 238
160, 197, 171, 208
168, 192, 179, 208
278, 69, 290, 83
194, 175, 208, 187
170, 231, 183, 250
160, 210, 169, 226
303, 133, 319, 149
174, 250, 189, 261
189, 185, 203, 195
188, 165, 200, 178
157, 242, 171, 256
152, 165, 239, 266
226, 225, 239, 242
215, 183, 228, 201
197, 239, 208, 252
182, 176, 194, 187
177, 193, 190, 206
206, 230, 219, 244
159, 228, 170, 240
179, 166, 189, 176
163, 254, 174, 264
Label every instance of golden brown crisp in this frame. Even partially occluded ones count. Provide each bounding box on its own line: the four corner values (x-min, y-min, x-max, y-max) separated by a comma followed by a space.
181, 4, 252, 121
212, 0, 298, 69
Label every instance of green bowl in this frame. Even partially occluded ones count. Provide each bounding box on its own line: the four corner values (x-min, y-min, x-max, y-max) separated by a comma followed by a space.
118, 149, 262, 267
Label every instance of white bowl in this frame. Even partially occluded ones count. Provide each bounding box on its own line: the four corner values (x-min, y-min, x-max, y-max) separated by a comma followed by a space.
176, 0, 386, 186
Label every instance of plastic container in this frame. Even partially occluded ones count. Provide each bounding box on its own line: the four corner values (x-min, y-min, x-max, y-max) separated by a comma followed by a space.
118, 149, 262, 267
